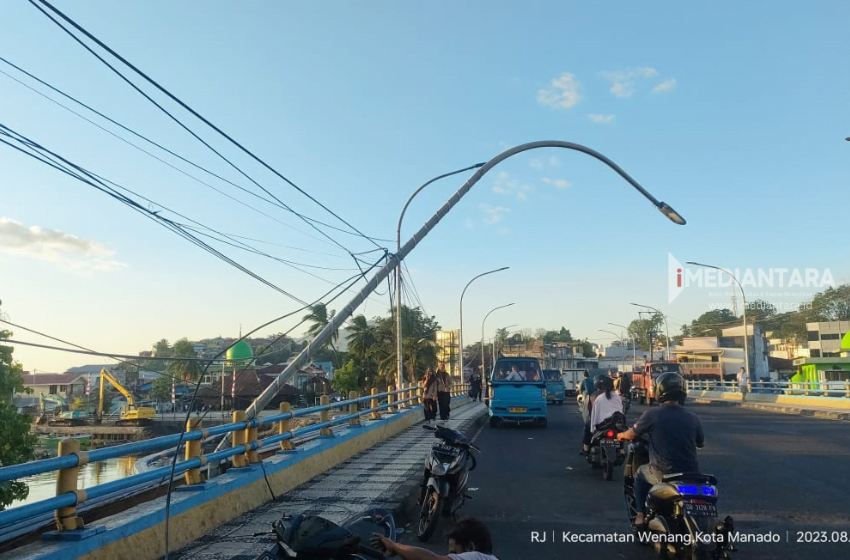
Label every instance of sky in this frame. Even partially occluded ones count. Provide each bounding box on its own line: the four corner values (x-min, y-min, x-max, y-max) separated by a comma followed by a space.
1, 1, 848, 373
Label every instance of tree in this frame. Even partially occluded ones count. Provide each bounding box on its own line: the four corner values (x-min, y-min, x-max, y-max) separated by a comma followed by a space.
744, 299, 778, 325
0, 303, 37, 510
151, 374, 173, 402
628, 314, 666, 352
304, 304, 340, 366
810, 285, 850, 322
332, 360, 360, 395
680, 309, 737, 338
167, 338, 204, 382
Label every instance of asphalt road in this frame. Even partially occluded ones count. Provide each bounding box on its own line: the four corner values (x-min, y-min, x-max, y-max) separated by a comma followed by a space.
397, 400, 850, 559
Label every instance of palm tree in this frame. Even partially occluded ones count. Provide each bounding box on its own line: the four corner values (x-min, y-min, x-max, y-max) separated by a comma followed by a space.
303, 303, 340, 365
346, 315, 376, 359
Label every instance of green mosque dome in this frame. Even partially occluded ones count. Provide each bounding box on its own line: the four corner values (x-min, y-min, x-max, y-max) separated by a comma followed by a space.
226, 339, 254, 363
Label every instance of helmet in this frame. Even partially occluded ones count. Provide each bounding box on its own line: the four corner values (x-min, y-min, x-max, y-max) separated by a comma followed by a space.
595, 374, 614, 392
655, 372, 687, 403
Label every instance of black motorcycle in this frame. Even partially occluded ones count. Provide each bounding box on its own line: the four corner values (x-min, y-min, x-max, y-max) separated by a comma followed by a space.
417, 423, 480, 542
586, 412, 627, 481
255, 508, 395, 559
623, 438, 735, 559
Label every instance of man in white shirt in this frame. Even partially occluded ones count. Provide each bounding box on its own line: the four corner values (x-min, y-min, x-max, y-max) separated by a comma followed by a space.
737, 367, 748, 401
373, 516, 499, 559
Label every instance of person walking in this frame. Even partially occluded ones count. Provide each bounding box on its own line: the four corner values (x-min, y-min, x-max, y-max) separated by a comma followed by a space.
421, 368, 438, 422
738, 367, 748, 401
435, 362, 452, 421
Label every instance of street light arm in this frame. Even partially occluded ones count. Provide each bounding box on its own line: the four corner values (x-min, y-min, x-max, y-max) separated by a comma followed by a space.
461, 267, 510, 302
397, 163, 486, 250
459, 267, 510, 374
396, 163, 486, 390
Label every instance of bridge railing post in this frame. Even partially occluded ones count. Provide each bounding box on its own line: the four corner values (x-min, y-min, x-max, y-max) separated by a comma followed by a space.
54, 438, 86, 531
370, 388, 381, 419
387, 385, 396, 412
348, 391, 360, 426
278, 402, 295, 451
417, 384, 423, 406
845, 381, 849, 399
319, 395, 333, 436
399, 384, 407, 409
184, 417, 204, 485
232, 410, 248, 468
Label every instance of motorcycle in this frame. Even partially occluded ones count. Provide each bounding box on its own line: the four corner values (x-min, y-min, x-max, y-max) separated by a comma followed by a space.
623, 438, 735, 559
254, 508, 395, 559
586, 411, 627, 481
417, 423, 480, 542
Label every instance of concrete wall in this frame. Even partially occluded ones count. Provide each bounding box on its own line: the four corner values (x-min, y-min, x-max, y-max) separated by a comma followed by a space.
5, 398, 473, 560
688, 389, 850, 410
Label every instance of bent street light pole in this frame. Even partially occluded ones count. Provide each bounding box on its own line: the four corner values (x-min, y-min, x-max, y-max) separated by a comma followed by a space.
687, 262, 749, 379
481, 303, 515, 400
396, 164, 485, 392
459, 267, 509, 381
631, 303, 670, 360
218, 140, 686, 452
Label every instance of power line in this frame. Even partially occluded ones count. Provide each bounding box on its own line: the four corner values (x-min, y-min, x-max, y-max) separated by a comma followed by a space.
29, 0, 384, 261
0, 57, 392, 247
0, 124, 310, 305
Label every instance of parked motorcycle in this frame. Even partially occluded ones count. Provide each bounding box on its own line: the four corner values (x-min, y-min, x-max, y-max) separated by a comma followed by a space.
254, 508, 395, 559
586, 411, 627, 480
623, 437, 735, 559
417, 423, 480, 542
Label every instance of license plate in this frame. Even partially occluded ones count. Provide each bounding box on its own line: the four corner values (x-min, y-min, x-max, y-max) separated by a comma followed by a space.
600, 439, 619, 447
508, 407, 526, 413
434, 445, 460, 456
684, 501, 718, 517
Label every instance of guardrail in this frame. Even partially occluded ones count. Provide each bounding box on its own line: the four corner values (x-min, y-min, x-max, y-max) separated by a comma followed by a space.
686, 379, 850, 398
0, 382, 469, 542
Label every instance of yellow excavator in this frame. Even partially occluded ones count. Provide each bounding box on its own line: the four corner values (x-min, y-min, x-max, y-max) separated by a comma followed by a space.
97, 368, 156, 427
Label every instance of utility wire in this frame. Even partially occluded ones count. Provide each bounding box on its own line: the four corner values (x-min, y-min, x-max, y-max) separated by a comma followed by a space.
29, 0, 383, 262
0, 58, 392, 247
0, 125, 310, 305
160, 252, 385, 558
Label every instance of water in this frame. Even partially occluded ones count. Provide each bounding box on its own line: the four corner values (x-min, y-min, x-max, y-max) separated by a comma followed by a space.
8, 456, 138, 510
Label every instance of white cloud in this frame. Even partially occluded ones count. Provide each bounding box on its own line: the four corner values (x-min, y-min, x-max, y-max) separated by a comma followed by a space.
588, 114, 616, 124
537, 72, 582, 109
652, 78, 677, 93
542, 177, 571, 189
530, 158, 543, 169
492, 171, 533, 200
599, 67, 658, 98
548, 156, 560, 166
480, 205, 509, 225
0, 217, 125, 272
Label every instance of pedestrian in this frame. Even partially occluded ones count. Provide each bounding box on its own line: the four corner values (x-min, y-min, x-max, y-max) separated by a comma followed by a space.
421, 368, 438, 422
435, 362, 452, 421
738, 367, 748, 401
469, 372, 482, 401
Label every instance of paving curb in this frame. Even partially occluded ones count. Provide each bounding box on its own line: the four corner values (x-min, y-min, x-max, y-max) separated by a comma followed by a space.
391, 408, 489, 531
689, 398, 850, 421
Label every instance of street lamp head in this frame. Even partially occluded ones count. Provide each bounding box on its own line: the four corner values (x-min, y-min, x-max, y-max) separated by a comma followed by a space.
656, 202, 686, 225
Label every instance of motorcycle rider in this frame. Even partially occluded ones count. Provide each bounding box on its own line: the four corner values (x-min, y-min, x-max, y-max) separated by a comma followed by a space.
590, 375, 622, 431
373, 516, 499, 559
580, 374, 614, 455
616, 372, 704, 529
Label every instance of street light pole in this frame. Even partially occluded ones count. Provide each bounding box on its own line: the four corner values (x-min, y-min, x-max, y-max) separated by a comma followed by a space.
631, 303, 670, 360
396, 164, 486, 391
481, 304, 514, 402
609, 322, 635, 369
687, 262, 749, 379
220, 139, 686, 454
459, 267, 509, 382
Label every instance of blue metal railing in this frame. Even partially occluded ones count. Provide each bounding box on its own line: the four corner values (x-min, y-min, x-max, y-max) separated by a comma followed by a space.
0, 384, 470, 538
